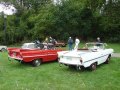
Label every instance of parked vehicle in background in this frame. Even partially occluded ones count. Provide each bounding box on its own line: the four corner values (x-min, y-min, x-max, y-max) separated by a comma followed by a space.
8, 43, 62, 67
58, 43, 114, 71
55, 41, 67, 47
0, 45, 7, 52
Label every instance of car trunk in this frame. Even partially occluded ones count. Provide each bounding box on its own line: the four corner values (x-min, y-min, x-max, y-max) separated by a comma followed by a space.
8, 48, 23, 60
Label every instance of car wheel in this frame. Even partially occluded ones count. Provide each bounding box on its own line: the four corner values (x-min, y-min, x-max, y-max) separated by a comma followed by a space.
79, 66, 84, 71
68, 65, 74, 68
76, 66, 81, 71
90, 62, 97, 71
105, 55, 111, 64
32, 59, 41, 67
1, 48, 7, 52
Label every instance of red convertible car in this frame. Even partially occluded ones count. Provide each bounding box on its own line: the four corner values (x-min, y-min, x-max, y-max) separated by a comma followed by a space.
8, 43, 62, 67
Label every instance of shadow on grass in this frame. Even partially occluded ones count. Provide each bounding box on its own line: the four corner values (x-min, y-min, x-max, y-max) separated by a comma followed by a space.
58, 61, 113, 73
9, 60, 58, 69
6, 58, 115, 73
58, 65, 92, 73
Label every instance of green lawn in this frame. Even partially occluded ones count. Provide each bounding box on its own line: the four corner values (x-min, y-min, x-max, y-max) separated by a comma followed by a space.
0, 52, 120, 90
107, 43, 120, 53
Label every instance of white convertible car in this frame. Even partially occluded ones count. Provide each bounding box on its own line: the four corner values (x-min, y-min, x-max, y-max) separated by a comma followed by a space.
58, 43, 114, 71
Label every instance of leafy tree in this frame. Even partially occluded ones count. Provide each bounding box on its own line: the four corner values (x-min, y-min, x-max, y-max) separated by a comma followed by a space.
0, 0, 120, 44
99, 0, 120, 42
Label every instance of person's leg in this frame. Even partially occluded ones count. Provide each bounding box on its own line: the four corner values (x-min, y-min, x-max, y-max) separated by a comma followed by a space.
71, 45, 73, 50
68, 44, 70, 50
76, 44, 78, 50
70, 44, 72, 50
74, 44, 78, 50
74, 44, 76, 50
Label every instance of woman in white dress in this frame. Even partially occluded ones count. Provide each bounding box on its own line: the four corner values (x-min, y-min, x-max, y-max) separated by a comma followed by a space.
74, 37, 80, 51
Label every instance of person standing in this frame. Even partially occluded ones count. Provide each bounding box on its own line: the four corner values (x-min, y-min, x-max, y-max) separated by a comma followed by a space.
45, 37, 48, 43
49, 36, 53, 43
52, 39, 57, 49
74, 37, 80, 51
48, 36, 57, 49
96, 37, 101, 46
68, 37, 73, 50
97, 37, 101, 43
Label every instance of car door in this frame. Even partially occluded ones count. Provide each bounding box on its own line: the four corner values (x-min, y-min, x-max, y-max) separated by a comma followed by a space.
97, 51, 108, 65
38, 50, 48, 62
46, 50, 58, 61
88, 52, 103, 65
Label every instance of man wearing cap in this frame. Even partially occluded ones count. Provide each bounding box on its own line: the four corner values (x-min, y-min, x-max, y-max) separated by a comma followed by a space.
68, 37, 73, 50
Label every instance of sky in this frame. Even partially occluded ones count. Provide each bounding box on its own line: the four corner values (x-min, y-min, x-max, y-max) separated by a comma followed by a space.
0, 0, 57, 15
0, 3, 16, 15
53, 0, 61, 4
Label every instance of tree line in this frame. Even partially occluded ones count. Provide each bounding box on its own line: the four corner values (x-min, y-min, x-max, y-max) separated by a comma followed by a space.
0, 0, 120, 45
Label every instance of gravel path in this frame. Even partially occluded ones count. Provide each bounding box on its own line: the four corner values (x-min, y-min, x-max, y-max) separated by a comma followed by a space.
112, 53, 120, 58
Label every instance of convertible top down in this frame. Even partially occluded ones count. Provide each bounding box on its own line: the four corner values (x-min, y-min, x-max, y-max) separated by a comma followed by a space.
58, 43, 114, 71
8, 43, 62, 67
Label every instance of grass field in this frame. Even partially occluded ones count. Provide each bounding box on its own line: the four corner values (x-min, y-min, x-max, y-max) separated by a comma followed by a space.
106, 43, 120, 53
0, 52, 120, 90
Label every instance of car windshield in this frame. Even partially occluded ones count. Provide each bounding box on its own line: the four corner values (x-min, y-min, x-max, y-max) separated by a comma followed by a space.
21, 43, 55, 50
86, 43, 104, 50
21, 43, 36, 49
28, 44, 36, 48
21, 44, 27, 48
